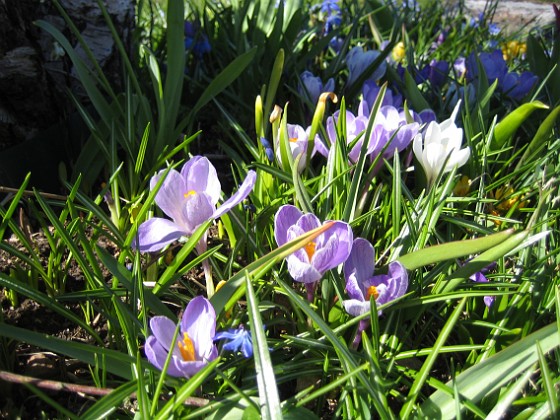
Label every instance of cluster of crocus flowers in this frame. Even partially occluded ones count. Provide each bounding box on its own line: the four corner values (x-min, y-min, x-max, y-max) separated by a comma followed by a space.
413, 100, 470, 188
133, 156, 256, 296
274, 204, 353, 299
145, 296, 218, 378
145, 297, 256, 378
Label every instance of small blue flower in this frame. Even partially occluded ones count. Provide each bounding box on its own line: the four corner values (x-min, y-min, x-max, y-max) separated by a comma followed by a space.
260, 137, 274, 162
214, 325, 254, 358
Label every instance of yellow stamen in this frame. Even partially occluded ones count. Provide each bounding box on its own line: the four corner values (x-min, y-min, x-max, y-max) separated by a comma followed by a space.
304, 241, 316, 261
184, 190, 196, 199
289, 137, 298, 143
178, 332, 195, 361
366, 285, 379, 301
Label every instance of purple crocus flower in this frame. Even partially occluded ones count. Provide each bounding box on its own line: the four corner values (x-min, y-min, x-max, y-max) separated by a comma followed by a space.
465, 50, 508, 85
299, 71, 336, 106
214, 325, 253, 358
321, 108, 369, 160
276, 123, 319, 173
365, 103, 420, 161
133, 156, 256, 254
418, 59, 449, 89
501, 71, 538, 101
145, 296, 218, 378
274, 204, 353, 286
346, 46, 387, 87
362, 80, 403, 110
343, 238, 408, 317
469, 261, 497, 308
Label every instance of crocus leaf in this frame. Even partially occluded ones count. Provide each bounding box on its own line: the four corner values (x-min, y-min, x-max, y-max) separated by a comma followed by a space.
517, 104, 560, 169
421, 323, 560, 418
436, 230, 529, 294
397, 229, 515, 271
492, 101, 549, 149
245, 274, 282, 420
404, 69, 431, 111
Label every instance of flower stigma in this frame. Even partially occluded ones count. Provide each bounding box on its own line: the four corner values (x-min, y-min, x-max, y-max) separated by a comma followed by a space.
178, 332, 196, 361
366, 285, 379, 300
304, 241, 316, 261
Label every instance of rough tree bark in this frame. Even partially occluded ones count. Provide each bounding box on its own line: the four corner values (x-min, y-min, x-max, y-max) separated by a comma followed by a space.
0, 0, 134, 190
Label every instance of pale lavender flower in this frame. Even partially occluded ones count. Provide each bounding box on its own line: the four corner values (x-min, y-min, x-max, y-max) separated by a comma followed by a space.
320, 108, 369, 160
274, 204, 353, 285
363, 102, 420, 161
276, 123, 317, 173
133, 156, 256, 253
343, 238, 408, 317
214, 325, 253, 358
144, 296, 218, 378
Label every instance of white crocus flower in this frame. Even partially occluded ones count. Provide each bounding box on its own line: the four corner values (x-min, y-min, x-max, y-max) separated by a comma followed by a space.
413, 100, 470, 187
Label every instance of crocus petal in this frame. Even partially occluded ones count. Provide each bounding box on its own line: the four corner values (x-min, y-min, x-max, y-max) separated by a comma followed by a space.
274, 205, 304, 246
444, 147, 470, 172
345, 272, 366, 301
182, 156, 221, 205
312, 221, 353, 272
181, 192, 215, 235
145, 335, 168, 371
150, 316, 179, 354
172, 359, 209, 378
387, 261, 409, 297
181, 296, 217, 361
343, 299, 371, 317
286, 254, 323, 283
344, 238, 376, 285
213, 170, 257, 219
133, 218, 186, 253
145, 336, 185, 378
150, 169, 187, 222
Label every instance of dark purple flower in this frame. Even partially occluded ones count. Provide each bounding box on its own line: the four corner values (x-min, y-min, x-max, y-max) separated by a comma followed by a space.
274, 205, 353, 284
145, 296, 218, 378
184, 21, 211, 57
133, 156, 256, 253
346, 46, 387, 87
501, 71, 538, 100
343, 238, 408, 316
466, 50, 508, 85
418, 60, 449, 89
215, 325, 253, 358
299, 71, 335, 105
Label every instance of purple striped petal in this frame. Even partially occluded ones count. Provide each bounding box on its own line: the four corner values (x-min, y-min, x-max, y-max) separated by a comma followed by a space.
344, 238, 375, 286
286, 254, 323, 283
181, 156, 221, 205
150, 169, 187, 223
133, 218, 186, 253
274, 205, 304, 246
213, 170, 256, 219
342, 299, 370, 317
181, 296, 217, 361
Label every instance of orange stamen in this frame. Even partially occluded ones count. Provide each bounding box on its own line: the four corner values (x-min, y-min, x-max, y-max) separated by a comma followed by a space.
366, 285, 379, 301
178, 332, 195, 361
304, 241, 316, 261
289, 137, 298, 143
184, 190, 196, 199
